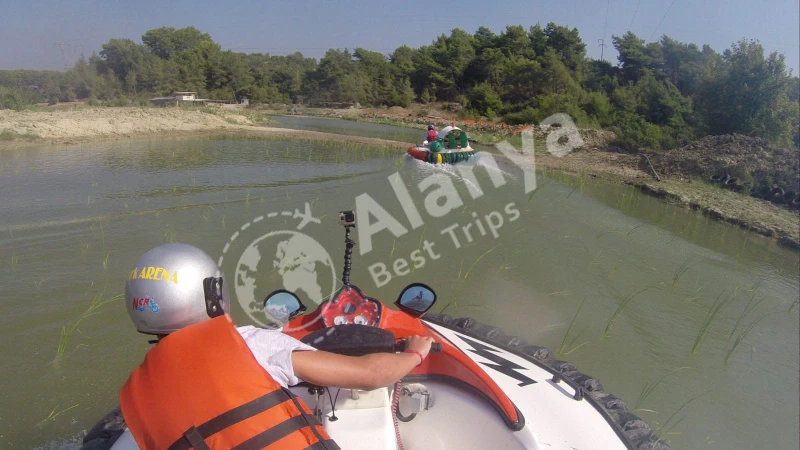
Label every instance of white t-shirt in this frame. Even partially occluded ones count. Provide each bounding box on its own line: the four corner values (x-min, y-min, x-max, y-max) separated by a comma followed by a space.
236, 326, 316, 387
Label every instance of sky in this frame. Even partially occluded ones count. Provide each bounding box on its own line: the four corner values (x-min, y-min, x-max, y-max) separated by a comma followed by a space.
1, 0, 798, 74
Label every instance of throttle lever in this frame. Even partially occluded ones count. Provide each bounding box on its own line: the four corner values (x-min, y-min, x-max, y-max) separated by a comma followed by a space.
395, 339, 442, 353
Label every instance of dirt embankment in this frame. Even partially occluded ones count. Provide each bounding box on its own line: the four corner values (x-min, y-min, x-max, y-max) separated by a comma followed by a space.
0, 107, 247, 145
649, 134, 799, 192
533, 135, 800, 249
0, 107, 409, 150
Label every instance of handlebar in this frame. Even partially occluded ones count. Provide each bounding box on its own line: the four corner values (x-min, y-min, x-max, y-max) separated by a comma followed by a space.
394, 339, 442, 353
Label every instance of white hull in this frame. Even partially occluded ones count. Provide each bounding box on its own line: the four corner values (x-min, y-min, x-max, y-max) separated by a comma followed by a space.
88, 315, 662, 450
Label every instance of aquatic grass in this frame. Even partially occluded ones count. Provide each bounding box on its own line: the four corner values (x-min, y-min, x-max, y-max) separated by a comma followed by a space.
34, 276, 53, 289
595, 229, 622, 240
604, 285, 658, 336
56, 290, 123, 360
626, 224, 647, 237
728, 291, 765, 341
557, 297, 590, 356
463, 243, 501, 280
38, 404, 80, 428
690, 290, 732, 355
651, 390, 710, 447
438, 300, 495, 316
671, 260, 691, 291
725, 312, 773, 364
80, 241, 90, 255
634, 367, 689, 411
456, 258, 465, 279
409, 225, 428, 274
10, 254, 19, 270
245, 189, 251, 205
608, 252, 634, 279
527, 180, 550, 203
545, 290, 571, 298
789, 299, 799, 314
99, 218, 109, 271
0, 129, 40, 141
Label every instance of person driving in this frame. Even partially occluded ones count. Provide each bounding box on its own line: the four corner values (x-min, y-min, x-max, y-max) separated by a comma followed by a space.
120, 243, 433, 450
425, 124, 437, 144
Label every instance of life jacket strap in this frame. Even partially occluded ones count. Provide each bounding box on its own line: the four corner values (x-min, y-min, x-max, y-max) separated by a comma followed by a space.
229, 389, 340, 450
168, 390, 291, 450
182, 427, 211, 450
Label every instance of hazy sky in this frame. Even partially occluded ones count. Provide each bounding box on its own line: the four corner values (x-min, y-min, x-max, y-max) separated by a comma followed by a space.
1, 0, 798, 73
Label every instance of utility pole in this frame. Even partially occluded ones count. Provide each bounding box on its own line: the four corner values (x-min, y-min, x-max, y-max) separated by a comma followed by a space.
54, 42, 71, 69
597, 39, 607, 62
53, 42, 84, 69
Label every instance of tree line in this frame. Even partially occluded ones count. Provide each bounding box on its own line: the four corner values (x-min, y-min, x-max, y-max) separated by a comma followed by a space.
1, 25, 797, 149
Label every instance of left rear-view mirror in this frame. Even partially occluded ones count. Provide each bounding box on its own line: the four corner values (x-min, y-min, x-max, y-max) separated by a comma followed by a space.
263, 290, 307, 324
395, 283, 436, 317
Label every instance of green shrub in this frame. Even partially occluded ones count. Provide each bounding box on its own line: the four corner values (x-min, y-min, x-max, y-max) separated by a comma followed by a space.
110, 96, 129, 107
503, 107, 539, 125
613, 113, 665, 150
0, 87, 35, 111
468, 83, 503, 117
457, 109, 482, 120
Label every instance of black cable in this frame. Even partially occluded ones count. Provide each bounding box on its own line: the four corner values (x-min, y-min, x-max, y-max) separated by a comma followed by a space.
326, 388, 340, 421
629, 0, 641, 29
649, 0, 678, 42
393, 383, 417, 423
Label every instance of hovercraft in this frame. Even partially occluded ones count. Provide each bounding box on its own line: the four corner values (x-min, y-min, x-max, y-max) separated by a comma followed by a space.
408, 124, 477, 164
82, 214, 668, 450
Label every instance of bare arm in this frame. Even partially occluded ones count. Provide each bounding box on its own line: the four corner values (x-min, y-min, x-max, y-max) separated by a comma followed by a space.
292, 335, 433, 391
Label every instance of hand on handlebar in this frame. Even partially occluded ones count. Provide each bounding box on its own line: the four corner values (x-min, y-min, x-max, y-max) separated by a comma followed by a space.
406, 335, 434, 358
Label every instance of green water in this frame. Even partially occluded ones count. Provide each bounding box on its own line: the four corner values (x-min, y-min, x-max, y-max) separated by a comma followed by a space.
1, 124, 797, 449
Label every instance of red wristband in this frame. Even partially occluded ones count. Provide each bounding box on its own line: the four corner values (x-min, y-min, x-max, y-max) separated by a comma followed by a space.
406, 350, 424, 366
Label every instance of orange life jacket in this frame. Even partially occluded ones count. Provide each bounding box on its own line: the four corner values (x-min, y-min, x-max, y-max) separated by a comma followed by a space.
119, 316, 338, 450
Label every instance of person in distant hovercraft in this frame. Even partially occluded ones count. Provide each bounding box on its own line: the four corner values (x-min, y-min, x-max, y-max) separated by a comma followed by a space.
425, 124, 438, 144
120, 243, 433, 450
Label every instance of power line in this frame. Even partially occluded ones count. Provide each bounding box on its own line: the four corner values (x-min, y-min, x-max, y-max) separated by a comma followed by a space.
629, 0, 641, 29
602, 0, 611, 40
649, 0, 678, 42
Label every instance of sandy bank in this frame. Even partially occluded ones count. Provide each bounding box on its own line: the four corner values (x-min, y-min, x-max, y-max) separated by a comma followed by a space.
0, 107, 408, 150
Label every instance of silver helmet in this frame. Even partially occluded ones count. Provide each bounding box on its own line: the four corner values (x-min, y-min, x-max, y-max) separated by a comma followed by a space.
125, 243, 229, 335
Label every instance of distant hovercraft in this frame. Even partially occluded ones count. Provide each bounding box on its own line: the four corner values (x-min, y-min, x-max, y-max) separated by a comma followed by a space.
408, 124, 477, 164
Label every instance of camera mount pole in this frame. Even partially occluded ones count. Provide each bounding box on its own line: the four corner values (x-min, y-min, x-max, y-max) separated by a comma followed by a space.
342, 226, 355, 286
